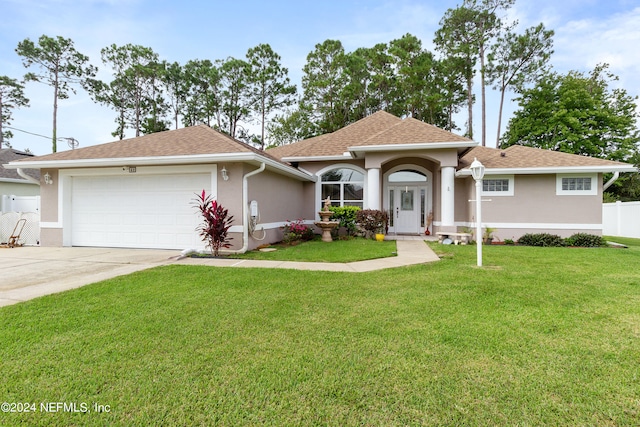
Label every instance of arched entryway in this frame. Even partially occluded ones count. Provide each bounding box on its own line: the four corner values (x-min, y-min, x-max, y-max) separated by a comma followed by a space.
383, 165, 433, 235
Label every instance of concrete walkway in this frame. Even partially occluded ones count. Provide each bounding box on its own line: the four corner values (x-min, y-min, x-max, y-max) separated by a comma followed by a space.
0, 240, 439, 307
175, 240, 440, 272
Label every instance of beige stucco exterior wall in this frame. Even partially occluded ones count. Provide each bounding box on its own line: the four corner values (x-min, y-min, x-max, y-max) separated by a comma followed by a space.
457, 174, 604, 240
36, 163, 310, 250
245, 165, 307, 250
39, 169, 62, 246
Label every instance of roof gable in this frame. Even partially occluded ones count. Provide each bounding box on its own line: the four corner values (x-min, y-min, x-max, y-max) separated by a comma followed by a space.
267, 111, 473, 159
363, 117, 471, 147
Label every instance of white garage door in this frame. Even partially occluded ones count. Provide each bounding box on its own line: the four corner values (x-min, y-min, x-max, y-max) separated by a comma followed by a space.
71, 173, 210, 249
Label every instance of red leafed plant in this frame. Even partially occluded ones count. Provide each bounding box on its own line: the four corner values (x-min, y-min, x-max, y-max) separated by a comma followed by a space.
193, 190, 234, 256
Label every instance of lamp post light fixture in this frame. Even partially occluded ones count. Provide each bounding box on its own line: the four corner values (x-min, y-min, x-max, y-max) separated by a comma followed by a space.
43, 172, 53, 185
470, 157, 485, 267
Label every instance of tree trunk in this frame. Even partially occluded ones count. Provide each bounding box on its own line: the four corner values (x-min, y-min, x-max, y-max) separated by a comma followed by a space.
0, 92, 4, 147
496, 85, 506, 147
479, 42, 486, 147
52, 71, 59, 153
466, 78, 473, 139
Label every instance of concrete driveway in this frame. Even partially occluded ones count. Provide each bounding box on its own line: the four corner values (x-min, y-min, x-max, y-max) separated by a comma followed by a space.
0, 246, 179, 307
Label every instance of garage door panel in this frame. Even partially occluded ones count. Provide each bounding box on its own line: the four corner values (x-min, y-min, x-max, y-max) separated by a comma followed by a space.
71, 173, 210, 249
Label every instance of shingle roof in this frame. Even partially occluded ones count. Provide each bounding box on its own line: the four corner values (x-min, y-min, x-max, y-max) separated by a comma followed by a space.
459, 145, 635, 170
11, 125, 266, 162
267, 110, 473, 159
0, 149, 39, 181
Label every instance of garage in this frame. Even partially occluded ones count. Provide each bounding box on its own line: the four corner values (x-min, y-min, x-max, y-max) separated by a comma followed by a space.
70, 172, 211, 250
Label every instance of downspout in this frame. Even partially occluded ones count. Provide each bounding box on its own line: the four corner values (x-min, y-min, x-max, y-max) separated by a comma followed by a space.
225, 162, 266, 254
603, 171, 619, 191
17, 168, 40, 185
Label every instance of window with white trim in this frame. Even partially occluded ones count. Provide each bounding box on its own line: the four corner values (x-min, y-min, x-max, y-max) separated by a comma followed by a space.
481, 175, 514, 196
320, 168, 364, 207
556, 174, 597, 195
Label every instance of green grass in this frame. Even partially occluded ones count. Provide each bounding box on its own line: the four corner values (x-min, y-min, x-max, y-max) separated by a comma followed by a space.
234, 237, 397, 262
1, 239, 639, 426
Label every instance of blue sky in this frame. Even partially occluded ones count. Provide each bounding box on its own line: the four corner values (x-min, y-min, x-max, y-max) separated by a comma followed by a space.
2, 0, 639, 155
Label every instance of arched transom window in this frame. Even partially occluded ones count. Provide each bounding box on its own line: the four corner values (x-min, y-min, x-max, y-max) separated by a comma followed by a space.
388, 170, 427, 182
321, 168, 364, 208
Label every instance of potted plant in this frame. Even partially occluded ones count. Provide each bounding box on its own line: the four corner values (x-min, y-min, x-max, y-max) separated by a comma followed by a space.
425, 210, 433, 235
483, 227, 497, 245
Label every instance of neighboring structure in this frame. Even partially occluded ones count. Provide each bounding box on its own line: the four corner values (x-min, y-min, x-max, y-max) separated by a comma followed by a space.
4, 111, 637, 250
0, 148, 41, 212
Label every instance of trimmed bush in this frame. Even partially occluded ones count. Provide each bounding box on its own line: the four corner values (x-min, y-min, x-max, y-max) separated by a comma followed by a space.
518, 233, 564, 247
328, 206, 361, 236
565, 233, 606, 247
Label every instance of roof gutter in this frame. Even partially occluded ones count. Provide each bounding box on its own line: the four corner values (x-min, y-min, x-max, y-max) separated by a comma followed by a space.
223, 162, 266, 254
6, 152, 314, 182
456, 165, 638, 177
603, 171, 620, 191
16, 168, 40, 185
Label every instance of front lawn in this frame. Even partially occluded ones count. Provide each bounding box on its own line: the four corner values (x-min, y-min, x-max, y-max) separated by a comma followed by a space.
1, 239, 639, 426
235, 237, 397, 262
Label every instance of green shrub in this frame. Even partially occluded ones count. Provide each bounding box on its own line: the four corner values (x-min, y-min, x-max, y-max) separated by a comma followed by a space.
565, 233, 606, 247
282, 219, 315, 244
518, 233, 565, 247
504, 239, 515, 245
328, 206, 361, 236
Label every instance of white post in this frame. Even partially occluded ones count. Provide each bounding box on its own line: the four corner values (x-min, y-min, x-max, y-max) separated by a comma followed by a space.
367, 168, 381, 210
469, 157, 485, 268
440, 166, 455, 227
475, 178, 483, 267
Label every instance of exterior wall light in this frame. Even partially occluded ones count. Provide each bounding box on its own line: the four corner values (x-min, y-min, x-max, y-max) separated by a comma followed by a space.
43, 172, 53, 185
221, 166, 229, 181
470, 157, 485, 267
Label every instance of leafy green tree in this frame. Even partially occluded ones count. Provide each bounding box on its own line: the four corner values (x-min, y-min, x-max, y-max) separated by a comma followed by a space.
501, 64, 639, 163
0, 76, 30, 147
435, 6, 479, 138
435, 0, 514, 144
219, 57, 252, 139
301, 39, 349, 134
159, 61, 187, 130
486, 23, 554, 145
246, 44, 297, 149
87, 44, 165, 138
436, 56, 468, 131
340, 47, 372, 123
182, 59, 221, 128
359, 43, 395, 114
15, 35, 97, 152
388, 34, 430, 120
266, 105, 317, 147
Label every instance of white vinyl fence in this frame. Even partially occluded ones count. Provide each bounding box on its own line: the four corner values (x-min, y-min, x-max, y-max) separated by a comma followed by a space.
602, 201, 640, 238
1, 195, 40, 214
0, 212, 40, 246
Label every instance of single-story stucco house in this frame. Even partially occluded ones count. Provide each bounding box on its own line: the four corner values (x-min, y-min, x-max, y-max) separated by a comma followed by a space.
4, 111, 637, 251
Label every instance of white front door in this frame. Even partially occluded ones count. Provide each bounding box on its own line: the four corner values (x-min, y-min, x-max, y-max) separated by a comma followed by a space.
391, 186, 420, 234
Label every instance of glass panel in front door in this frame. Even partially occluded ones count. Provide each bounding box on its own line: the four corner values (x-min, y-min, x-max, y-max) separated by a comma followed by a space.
401, 189, 413, 210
